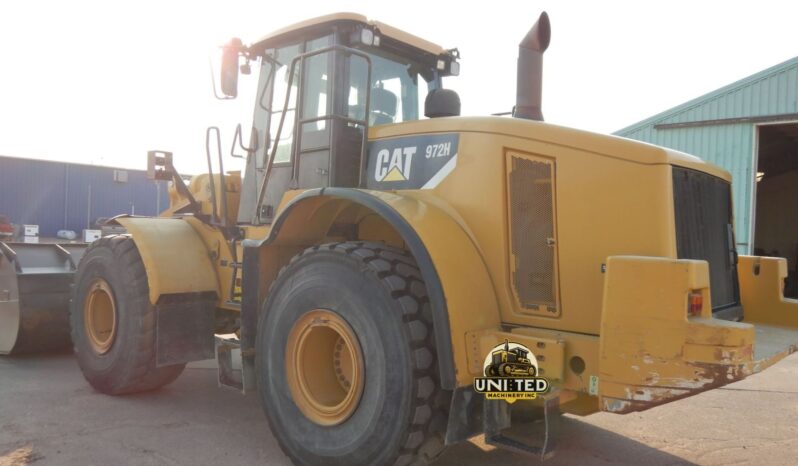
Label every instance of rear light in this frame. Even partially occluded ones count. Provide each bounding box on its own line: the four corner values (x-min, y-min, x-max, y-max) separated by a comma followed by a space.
688, 291, 703, 316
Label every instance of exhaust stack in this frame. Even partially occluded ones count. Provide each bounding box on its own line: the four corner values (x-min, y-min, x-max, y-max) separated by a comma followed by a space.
514, 12, 551, 121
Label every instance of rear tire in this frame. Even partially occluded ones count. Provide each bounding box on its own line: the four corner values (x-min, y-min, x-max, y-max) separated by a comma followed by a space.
256, 242, 449, 465
70, 235, 185, 395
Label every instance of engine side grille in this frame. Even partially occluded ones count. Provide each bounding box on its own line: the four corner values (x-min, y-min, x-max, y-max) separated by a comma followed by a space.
508, 154, 558, 313
672, 167, 740, 313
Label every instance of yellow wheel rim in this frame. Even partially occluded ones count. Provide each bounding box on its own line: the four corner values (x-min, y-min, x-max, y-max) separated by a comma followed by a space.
83, 278, 117, 355
285, 309, 365, 426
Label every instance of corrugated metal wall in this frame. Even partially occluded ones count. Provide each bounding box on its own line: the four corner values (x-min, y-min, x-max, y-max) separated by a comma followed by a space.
616, 56, 798, 254
0, 156, 169, 237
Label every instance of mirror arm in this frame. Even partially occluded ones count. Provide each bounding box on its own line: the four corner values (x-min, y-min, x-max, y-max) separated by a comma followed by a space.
205, 128, 221, 224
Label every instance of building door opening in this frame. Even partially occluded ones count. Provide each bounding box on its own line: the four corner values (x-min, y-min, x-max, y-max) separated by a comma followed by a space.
754, 122, 798, 298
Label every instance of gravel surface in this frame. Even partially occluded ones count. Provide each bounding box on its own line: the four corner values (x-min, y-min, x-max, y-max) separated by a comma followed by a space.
1, 351, 797, 465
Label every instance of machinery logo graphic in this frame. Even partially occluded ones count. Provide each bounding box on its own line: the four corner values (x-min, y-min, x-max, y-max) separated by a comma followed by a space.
474, 340, 549, 403
374, 146, 415, 182
367, 133, 459, 189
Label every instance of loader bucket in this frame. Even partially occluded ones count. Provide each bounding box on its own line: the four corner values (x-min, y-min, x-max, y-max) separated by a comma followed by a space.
0, 242, 87, 355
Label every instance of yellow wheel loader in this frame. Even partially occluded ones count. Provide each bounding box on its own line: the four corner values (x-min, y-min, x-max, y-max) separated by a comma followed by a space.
69, 12, 798, 464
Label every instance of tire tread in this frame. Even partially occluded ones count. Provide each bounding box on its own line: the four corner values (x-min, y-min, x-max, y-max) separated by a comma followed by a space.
70, 235, 184, 395
266, 241, 449, 465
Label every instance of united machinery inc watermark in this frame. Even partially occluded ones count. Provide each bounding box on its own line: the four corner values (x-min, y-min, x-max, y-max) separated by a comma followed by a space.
473, 340, 549, 403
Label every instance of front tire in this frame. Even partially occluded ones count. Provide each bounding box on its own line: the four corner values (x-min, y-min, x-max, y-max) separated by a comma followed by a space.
256, 242, 449, 465
70, 235, 185, 395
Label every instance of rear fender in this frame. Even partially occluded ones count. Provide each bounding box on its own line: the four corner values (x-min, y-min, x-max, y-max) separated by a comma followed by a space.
242, 188, 502, 390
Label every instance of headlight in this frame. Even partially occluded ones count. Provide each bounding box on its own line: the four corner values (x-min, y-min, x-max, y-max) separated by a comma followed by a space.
360, 28, 374, 45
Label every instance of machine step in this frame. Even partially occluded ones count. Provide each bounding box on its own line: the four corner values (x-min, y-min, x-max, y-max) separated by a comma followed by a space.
216, 337, 243, 390
483, 394, 560, 460
215, 336, 256, 393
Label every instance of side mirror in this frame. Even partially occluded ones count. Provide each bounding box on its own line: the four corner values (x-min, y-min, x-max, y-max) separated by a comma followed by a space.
221, 38, 243, 98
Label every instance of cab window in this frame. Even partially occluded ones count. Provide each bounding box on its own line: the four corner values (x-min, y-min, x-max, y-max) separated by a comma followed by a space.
348, 50, 431, 126
260, 35, 332, 165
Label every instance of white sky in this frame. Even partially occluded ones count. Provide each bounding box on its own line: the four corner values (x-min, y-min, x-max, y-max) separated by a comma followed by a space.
1, 0, 796, 174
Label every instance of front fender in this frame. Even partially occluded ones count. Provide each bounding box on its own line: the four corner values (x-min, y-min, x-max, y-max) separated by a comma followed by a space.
115, 217, 219, 305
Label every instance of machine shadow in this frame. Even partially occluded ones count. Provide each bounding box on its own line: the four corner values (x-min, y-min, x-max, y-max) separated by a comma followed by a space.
436, 414, 695, 466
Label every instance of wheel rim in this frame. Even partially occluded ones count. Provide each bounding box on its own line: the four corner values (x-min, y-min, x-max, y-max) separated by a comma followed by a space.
285, 309, 365, 426
83, 278, 117, 354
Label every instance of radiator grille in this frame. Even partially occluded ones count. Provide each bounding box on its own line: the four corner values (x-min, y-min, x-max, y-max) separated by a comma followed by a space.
509, 155, 557, 312
672, 167, 740, 312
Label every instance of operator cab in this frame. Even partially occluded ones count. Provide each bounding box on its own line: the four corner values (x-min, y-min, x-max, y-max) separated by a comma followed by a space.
221, 13, 460, 225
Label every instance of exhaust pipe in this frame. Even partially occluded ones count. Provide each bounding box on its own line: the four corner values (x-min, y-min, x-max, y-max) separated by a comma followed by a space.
514, 12, 551, 121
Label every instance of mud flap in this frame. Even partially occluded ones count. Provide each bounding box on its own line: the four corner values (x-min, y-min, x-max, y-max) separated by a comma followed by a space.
155, 292, 216, 366
445, 387, 484, 445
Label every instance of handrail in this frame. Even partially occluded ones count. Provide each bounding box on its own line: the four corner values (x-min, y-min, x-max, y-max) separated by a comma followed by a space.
205, 127, 222, 224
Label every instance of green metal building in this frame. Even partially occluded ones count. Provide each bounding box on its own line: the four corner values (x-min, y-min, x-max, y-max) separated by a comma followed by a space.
616, 56, 798, 261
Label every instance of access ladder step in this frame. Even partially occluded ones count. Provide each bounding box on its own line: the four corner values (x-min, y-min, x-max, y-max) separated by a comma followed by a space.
484, 395, 560, 460
216, 337, 243, 391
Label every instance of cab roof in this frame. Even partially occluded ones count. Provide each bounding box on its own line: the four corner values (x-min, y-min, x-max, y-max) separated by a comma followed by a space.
250, 12, 447, 56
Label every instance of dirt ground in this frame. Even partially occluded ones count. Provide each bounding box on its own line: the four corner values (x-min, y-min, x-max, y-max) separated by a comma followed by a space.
1, 352, 797, 466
